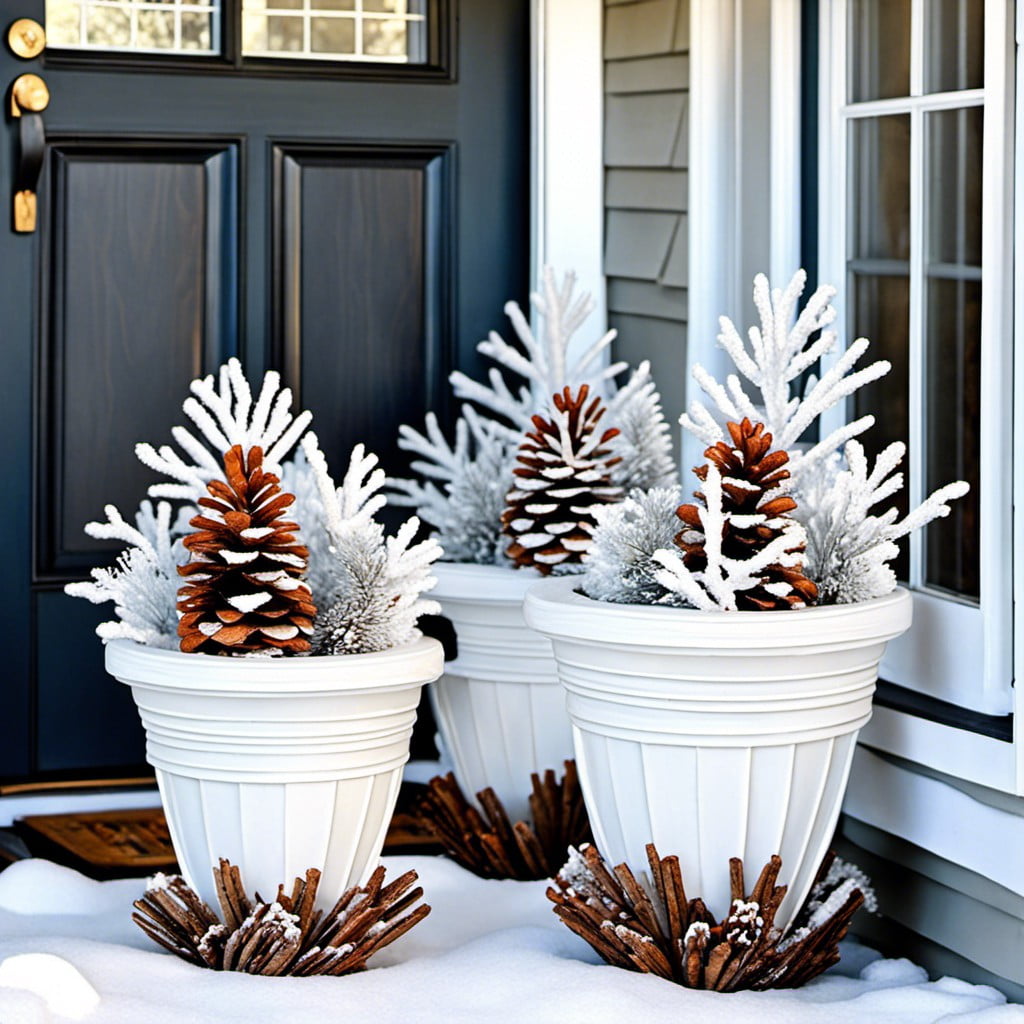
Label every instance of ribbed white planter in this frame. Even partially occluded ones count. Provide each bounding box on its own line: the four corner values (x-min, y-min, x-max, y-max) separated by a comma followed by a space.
523, 579, 912, 931
106, 636, 443, 912
430, 562, 573, 822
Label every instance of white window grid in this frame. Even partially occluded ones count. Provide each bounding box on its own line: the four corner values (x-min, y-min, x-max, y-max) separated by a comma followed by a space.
50, 0, 221, 55
242, 1, 426, 63
818, 0, 1014, 716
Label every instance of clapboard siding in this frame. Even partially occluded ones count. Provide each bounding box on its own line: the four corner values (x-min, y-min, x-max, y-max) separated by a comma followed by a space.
604, 0, 688, 423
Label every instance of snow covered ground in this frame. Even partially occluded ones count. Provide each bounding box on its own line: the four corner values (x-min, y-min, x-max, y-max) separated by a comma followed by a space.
0, 855, 1020, 1023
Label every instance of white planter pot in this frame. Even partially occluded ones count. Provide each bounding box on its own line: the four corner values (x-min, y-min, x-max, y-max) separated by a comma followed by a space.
523, 579, 912, 930
106, 636, 443, 911
430, 562, 574, 822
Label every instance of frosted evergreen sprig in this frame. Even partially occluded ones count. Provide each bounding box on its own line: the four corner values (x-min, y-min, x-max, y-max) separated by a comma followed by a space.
681, 270, 890, 486
606, 360, 679, 491
390, 406, 517, 565
797, 440, 970, 604
302, 433, 441, 655
64, 500, 191, 648
651, 464, 809, 612
135, 358, 313, 501
582, 487, 682, 605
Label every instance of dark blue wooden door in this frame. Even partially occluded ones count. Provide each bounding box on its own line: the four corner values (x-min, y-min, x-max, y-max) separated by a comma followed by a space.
0, 1, 528, 786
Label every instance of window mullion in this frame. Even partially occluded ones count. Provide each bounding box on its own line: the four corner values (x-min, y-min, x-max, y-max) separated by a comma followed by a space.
910, 0, 925, 96
908, 100, 925, 589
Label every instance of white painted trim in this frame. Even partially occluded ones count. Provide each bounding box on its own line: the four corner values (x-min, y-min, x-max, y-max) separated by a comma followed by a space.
860, 708, 1017, 794
531, 0, 606, 360
769, 0, 802, 287
845, 747, 1024, 898
685, 0, 803, 469
819, 0, 1015, 720
0, 788, 161, 829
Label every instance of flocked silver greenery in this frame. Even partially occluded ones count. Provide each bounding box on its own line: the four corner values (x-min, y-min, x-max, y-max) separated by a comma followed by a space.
66, 359, 441, 656
390, 267, 678, 565
584, 270, 969, 609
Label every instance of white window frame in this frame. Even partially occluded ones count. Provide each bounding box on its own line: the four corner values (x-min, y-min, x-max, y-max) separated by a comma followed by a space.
817, 0, 1015, 721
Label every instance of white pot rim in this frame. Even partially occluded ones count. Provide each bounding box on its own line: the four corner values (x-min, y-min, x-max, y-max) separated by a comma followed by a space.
524, 577, 913, 650
105, 635, 444, 694
433, 560, 549, 601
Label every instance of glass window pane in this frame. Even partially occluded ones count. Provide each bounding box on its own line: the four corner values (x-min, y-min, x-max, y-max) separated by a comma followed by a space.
363, 16, 405, 56
137, 8, 176, 48
241, 0, 427, 62
848, 0, 911, 102
923, 106, 982, 599
311, 15, 354, 54
849, 115, 911, 262
925, 0, 984, 93
850, 273, 912, 583
847, 114, 912, 582
48, 0, 220, 53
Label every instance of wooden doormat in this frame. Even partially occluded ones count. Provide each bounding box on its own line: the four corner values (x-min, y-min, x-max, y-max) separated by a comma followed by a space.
15, 783, 444, 880
17, 807, 178, 879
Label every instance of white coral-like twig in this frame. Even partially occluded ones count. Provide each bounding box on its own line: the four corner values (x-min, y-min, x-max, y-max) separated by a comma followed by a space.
64, 500, 191, 647
796, 440, 970, 604
449, 266, 626, 431
302, 434, 441, 654
135, 358, 312, 501
651, 465, 809, 612
681, 270, 890, 487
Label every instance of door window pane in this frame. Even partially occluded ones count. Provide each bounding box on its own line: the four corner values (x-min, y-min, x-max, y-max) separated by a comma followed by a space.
924, 106, 982, 598
242, 0, 426, 61
925, 0, 984, 93
47, 0, 219, 53
848, 0, 911, 102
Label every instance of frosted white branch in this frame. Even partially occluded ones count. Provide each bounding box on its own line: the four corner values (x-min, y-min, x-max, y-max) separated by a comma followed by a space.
136, 358, 312, 503
651, 464, 809, 612
681, 270, 889, 485
796, 439, 970, 604
64, 499, 192, 647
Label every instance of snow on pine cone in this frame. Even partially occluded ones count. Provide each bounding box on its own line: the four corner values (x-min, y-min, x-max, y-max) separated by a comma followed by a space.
501, 384, 622, 575
676, 419, 818, 610
177, 444, 317, 654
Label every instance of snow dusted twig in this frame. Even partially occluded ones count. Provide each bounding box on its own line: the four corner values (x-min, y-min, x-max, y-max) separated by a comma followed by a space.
450, 266, 627, 429
64, 500, 191, 647
681, 270, 890, 486
301, 434, 441, 654
135, 359, 312, 502
797, 440, 970, 604
652, 464, 811, 612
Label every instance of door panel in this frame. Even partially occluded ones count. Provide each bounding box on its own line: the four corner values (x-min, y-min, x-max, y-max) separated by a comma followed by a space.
274, 142, 453, 480
0, 0, 529, 785
39, 140, 238, 577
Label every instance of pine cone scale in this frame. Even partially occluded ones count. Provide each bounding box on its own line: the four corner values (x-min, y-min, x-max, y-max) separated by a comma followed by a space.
675, 419, 818, 611
502, 385, 623, 575
177, 445, 317, 654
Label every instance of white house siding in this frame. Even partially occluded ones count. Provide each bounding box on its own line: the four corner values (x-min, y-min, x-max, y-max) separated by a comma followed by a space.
603, 0, 689, 424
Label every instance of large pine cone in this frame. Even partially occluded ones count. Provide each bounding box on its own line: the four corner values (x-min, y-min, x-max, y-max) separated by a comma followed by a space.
676, 419, 818, 610
177, 445, 317, 654
502, 384, 622, 574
